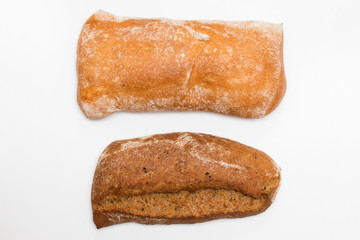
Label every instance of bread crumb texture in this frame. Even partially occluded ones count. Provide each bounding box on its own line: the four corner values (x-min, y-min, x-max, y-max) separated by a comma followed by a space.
97, 189, 265, 219
77, 10, 286, 119
91, 132, 281, 228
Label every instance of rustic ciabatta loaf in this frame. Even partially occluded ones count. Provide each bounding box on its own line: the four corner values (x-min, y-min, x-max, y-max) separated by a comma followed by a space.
91, 132, 281, 228
77, 10, 286, 120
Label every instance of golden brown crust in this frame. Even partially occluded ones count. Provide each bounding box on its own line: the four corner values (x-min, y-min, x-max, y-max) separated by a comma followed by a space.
91, 132, 281, 228
77, 10, 286, 119
265, 29, 286, 115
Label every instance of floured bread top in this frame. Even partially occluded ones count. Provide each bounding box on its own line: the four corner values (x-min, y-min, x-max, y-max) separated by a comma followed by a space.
77, 11, 286, 119
91, 132, 281, 204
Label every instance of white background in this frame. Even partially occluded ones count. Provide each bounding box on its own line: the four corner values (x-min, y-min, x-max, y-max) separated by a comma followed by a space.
1, 0, 359, 239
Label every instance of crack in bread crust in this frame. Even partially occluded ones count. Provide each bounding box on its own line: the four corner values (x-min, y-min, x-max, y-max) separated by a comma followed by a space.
93, 192, 273, 228
95, 189, 266, 219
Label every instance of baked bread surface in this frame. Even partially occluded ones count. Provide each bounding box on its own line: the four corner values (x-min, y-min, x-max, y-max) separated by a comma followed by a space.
91, 132, 281, 228
77, 10, 286, 119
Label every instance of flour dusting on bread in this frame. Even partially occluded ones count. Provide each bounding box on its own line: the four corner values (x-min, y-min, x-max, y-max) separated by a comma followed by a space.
77, 11, 286, 119
91, 132, 281, 228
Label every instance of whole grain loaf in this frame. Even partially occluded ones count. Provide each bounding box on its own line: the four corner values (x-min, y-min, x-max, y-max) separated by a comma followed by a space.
91, 132, 281, 228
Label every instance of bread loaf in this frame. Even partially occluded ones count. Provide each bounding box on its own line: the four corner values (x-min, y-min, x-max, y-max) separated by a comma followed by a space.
91, 132, 281, 228
77, 10, 286, 120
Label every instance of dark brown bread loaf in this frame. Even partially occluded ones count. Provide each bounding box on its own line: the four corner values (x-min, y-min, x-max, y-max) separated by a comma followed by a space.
91, 132, 281, 228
